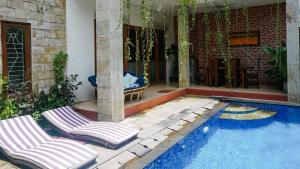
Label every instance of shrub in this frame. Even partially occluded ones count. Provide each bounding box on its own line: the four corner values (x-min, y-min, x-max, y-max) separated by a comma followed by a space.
0, 51, 81, 121
53, 51, 68, 84
0, 76, 18, 120
35, 74, 82, 111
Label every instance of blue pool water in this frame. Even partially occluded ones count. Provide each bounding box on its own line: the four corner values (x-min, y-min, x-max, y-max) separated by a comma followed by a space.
145, 102, 300, 169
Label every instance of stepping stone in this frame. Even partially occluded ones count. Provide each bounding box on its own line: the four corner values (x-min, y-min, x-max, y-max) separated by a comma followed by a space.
194, 108, 206, 116
140, 138, 161, 149
128, 144, 151, 157
97, 158, 122, 169
150, 133, 168, 142
168, 124, 183, 131
182, 114, 198, 123
137, 125, 165, 139
176, 120, 188, 126
160, 128, 174, 136
115, 151, 137, 164
203, 105, 214, 110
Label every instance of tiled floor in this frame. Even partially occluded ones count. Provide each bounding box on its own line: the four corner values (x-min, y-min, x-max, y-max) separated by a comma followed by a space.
91, 97, 220, 168
74, 84, 179, 113
75, 83, 285, 113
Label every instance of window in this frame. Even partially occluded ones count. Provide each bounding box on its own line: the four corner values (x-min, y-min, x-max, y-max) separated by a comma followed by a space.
1, 21, 31, 90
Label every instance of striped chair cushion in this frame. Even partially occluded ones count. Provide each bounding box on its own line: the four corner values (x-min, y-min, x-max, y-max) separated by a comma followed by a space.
43, 106, 139, 147
72, 122, 139, 145
43, 106, 92, 133
0, 116, 97, 169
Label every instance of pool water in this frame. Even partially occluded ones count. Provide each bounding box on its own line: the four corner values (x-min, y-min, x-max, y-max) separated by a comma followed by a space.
145, 102, 300, 169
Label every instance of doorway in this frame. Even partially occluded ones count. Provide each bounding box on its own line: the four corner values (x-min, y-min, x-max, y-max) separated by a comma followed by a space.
123, 25, 166, 84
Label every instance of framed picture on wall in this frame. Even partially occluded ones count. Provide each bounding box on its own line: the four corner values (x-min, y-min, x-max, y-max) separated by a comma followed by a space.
230, 32, 260, 46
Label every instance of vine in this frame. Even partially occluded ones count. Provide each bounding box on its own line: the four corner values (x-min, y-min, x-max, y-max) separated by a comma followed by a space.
177, 0, 197, 86
224, 0, 232, 87
203, 0, 211, 69
275, 0, 281, 48
242, 4, 251, 65
214, 8, 224, 59
140, 0, 154, 84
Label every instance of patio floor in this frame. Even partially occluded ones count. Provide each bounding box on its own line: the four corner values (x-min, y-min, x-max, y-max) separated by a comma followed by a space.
85, 96, 222, 169
74, 83, 286, 118
0, 84, 286, 169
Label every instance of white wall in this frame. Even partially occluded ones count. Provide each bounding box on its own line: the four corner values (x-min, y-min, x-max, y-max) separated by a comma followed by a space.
124, 4, 167, 30
66, 0, 96, 102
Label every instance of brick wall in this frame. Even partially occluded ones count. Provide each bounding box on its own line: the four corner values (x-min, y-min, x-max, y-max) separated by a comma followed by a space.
0, 0, 66, 92
190, 3, 286, 83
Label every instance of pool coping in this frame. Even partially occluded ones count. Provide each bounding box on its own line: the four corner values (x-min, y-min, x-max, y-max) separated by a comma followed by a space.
123, 102, 228, 169
212, 96, 300, 107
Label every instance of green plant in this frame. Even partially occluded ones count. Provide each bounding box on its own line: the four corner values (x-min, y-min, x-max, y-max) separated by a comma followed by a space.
0, 76, 18, 120
203, 0, 211, 69
35, 75, 82, 112
9, 81, 37, 115
177, 0, 197, 86
263, 46, 287, 83
0, 99, 18, 120
53, 51, 68, 84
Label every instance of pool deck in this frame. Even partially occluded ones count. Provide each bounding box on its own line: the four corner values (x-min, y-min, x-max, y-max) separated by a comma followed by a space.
0, 97, 224, 169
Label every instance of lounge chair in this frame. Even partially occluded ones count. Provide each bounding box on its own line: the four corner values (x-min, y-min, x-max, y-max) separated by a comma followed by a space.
0, 115, 97, 169
42, 106, 139, 149
88, 72, 149, 102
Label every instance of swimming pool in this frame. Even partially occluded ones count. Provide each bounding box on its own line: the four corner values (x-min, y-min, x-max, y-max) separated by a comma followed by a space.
145, 101, 300, 169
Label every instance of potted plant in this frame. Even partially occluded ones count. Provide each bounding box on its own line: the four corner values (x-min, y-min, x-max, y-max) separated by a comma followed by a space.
263, 46, 287, 93
166, 44, 179, 82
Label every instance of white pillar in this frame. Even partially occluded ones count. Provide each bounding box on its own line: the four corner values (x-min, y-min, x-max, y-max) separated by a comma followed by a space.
96, 0, 124, 121
178, 13, 190, 88
286, 0, 300, 103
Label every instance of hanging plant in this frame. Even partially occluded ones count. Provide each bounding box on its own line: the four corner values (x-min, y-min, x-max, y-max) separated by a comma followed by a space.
203, 0, 211, 69
214, 7, 224, 58
125, 37, 134, 61
224, 0, 232, 87
275, 0, 281, 48
140, 0, 155, 84
177, 0, 197, 86
242, 4, 251, 65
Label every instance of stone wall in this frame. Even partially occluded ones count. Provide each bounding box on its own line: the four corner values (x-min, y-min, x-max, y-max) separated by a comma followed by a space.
0, 0, 66, 92
190, 3, 286, 84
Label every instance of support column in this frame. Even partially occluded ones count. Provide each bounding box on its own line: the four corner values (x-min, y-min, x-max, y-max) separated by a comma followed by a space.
178, 14, 190, 88
96, 0, 124, 121
286, 0, 300, 103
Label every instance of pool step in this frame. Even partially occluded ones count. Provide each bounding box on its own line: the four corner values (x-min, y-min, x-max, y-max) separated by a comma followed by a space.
220, 110, 276, 120
224, 105, 258, 114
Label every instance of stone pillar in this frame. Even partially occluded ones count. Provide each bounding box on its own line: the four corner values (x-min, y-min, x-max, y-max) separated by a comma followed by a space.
96, 0, 124, 121
286, 0, 300, 103
178, 14, 190, 88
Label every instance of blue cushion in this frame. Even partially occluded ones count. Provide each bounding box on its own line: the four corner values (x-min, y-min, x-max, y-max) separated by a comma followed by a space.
136, 76, 145, 86
124, 72, 145, 87
88, 73, 146, 89
123, 73, 138, 89
88, 75, 97, 87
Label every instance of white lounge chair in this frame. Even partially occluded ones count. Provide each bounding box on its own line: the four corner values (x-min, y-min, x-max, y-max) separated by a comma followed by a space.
0, 115, 97, 169
42, 106, 139, 149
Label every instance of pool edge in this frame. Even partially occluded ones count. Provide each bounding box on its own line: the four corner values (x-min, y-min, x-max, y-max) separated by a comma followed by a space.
123, 102, 228, 169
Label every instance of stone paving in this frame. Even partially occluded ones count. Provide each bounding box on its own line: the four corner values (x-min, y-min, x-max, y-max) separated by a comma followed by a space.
94, 96, 220, 169
0, 96, 221, 169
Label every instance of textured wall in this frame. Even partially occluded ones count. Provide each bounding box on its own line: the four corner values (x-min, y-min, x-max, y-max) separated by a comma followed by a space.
190, 3, 286, 84
96, 0, 124, 122
286, 0, 300, 103
0, 0, 66, 92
